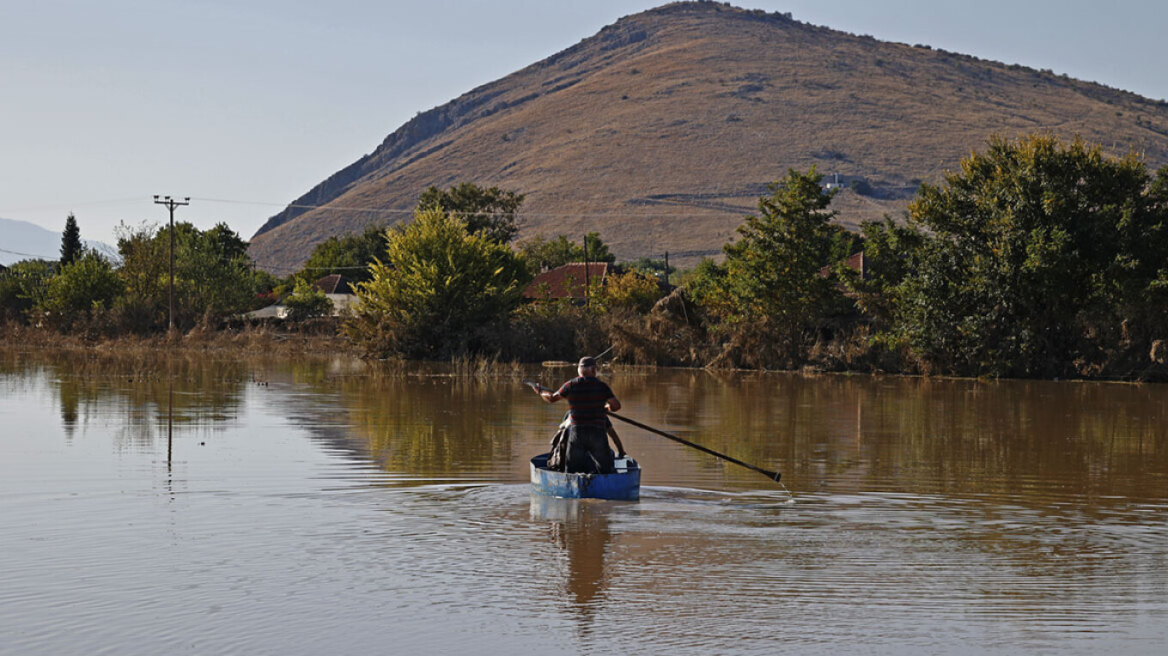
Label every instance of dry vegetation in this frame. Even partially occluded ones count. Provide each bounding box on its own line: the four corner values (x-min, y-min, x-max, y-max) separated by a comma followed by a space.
0, 319, 357, 358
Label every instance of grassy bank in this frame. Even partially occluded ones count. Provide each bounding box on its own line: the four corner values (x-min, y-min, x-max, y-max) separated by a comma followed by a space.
0, 318, 358, 357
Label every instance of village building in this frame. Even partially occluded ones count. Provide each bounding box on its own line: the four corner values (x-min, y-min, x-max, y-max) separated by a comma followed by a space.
522, 262, 613, 302
247, 273, 358, 319
311, 274, 358, 315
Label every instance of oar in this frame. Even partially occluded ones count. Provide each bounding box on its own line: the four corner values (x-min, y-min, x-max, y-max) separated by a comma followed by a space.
607, 411, 782, 483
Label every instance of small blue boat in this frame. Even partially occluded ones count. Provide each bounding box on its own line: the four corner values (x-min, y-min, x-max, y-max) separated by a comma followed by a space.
530, 453, 641, 500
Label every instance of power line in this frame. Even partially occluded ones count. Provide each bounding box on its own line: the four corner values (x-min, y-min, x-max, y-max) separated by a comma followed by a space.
192, 196, 751, 219
0, 247, 57, 260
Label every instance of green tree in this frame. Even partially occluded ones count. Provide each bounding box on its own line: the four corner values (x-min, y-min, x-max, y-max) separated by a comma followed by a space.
116, 221, 259, 330
624, 256, 675, 281
516, 234, 583, 271
60, 213, 82, 266
583, 232, 615, 263
347, 207, 531, 357
0, 259, 56, 323
283, 278, 333, 321
840, 216, 924, 326
41, 251, 123, 328
515, 232, 615, 273
712, 168, 840, 365
293, 224, 386, 286
886, 134, 1168, 377
417, 183, 525, 244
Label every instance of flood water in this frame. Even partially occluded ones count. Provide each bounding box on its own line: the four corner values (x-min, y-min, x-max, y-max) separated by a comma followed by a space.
1, 350, 1165, 655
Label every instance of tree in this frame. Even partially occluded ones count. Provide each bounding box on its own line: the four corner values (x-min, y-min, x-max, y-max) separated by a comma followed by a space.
886, 134, 1168, 377
348, 207, 531, 357
283, 278, 333, 321
711, 168, 840, 365
840, 216, 923, 326
417, 183, 525, 244
40, 251, 123, 328
624, 256, 675, 281
583, 232, 615, 264
515, 232, 616, 273
116, 221, 259, 331
60, 213, 82, 266
0, 259, 56, 323
592, 269, 665, 313
293, 224, 386, 286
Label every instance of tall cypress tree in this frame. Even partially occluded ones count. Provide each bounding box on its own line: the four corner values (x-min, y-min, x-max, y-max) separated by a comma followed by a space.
60, 213, 82, 266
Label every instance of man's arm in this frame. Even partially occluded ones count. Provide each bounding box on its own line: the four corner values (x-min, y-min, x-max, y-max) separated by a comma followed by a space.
605, 396, 621, 412
534, 383, 562, 404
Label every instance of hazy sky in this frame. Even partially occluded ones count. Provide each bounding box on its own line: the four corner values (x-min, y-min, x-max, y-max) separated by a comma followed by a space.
2, 0, 1166, 252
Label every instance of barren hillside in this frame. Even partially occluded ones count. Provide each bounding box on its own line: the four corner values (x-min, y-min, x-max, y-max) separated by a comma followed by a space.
248, 1, 1168, 271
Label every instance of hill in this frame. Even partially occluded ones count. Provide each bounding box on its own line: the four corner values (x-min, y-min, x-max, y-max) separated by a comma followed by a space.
0, 217, 118, 266
247, 1, 1168, 272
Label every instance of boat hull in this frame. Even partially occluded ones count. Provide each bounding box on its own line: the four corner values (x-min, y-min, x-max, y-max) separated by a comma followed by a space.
530, 453, 641, 500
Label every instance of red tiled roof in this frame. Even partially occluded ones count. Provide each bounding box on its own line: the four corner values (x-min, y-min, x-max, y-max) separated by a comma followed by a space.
312, 274, 354, 294
523, 263, 612, 300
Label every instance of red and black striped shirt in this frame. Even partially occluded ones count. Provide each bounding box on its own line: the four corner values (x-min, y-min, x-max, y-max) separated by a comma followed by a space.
556, 376, 615, 427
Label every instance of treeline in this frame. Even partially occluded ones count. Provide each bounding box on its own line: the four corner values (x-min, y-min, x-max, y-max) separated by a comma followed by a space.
5, 134, 1168, 380
1, 221, 275, 334
339, 135, 1168, 380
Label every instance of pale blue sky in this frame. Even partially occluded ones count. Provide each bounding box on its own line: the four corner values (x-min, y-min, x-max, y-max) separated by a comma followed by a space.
2, 0, 1165, 250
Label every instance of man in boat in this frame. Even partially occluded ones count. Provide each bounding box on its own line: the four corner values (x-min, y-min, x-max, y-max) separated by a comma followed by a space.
536, 356, 623, 473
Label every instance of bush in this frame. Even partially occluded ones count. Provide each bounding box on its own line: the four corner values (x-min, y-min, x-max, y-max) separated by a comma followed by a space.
347, 207, 531, 358
283, 279, 333, 321
39, 251, 122, 330
888, 135, 1168, 377
0, 260, 55, 323
592, 269, 665, 313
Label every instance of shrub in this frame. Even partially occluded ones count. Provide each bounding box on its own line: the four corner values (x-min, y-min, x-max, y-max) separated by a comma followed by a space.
283, 279, 333, 321
347, 207, 530, 358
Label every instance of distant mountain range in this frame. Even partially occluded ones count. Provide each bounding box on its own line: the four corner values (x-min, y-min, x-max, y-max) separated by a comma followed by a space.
247, 1, 1168, 271
0, 217, 118, 266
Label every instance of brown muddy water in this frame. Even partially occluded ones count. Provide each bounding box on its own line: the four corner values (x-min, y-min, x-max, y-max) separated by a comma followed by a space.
0, 351, 1165, 655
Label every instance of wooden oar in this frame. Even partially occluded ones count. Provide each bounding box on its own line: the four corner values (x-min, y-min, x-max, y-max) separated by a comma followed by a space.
607, 411, 782, 483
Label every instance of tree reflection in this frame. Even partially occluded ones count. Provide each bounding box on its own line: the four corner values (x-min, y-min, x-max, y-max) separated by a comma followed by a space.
308, 367, 530, 479
0, 349, 248, 447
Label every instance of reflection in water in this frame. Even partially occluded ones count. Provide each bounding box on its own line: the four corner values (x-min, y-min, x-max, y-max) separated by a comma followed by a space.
1, 350, 1166, 655
530, 496, 618, 637
0, 349, 249, 448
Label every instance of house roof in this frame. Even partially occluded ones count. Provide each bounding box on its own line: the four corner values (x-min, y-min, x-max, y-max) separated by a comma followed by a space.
523, 262, 612, 300
312, 273, 354, 295
819, 251, 865, 279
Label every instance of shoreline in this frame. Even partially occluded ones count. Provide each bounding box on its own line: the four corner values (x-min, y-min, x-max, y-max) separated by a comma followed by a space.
1, 321, 1161, 385
0, 321, 359, 357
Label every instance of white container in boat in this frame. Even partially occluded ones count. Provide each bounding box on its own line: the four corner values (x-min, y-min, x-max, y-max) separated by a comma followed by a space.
613, 457, 629, 471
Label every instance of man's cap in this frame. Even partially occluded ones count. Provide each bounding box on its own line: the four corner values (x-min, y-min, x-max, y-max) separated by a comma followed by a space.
578, 356, 597, 368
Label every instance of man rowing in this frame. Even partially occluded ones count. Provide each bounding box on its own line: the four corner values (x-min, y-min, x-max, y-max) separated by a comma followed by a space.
535, 356, 623, 473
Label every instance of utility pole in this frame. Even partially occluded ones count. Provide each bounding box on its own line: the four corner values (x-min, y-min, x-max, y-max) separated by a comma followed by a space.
153, 195, 189, 332
583, 234, 590, 306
